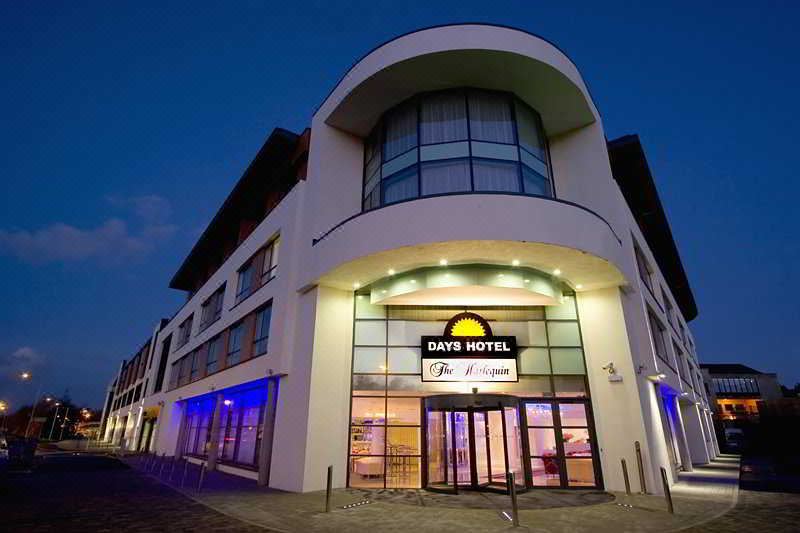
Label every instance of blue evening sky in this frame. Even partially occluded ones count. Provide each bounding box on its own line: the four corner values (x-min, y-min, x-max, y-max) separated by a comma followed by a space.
1, 1, 798, 408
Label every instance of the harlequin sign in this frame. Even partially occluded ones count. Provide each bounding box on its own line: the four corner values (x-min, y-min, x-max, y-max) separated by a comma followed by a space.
421, 312, 518, 382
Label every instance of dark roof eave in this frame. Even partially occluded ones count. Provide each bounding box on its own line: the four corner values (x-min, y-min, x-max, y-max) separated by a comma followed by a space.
169, 128, 300, 291
607, 134, 698, 321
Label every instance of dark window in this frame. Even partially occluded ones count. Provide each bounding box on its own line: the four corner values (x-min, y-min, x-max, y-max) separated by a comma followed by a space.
176, 315, 193, 348
154, 334, 172, 392
261, 237, 280, 283
206, 336, 221, 374
189, 350, 200, 381
200, 284, 225, 330
253, 304, 272, 356
634, 244, 653, 293
647, 310, 668, 361
236, 261, 255, 304
227, 323, 243, 366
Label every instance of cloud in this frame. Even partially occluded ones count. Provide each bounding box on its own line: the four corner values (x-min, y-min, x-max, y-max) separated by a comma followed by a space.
0, 346, 44, 378
0, 195, 177, 264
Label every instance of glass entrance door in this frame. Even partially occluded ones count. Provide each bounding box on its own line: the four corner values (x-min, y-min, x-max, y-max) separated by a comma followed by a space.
424, 395, 525, 493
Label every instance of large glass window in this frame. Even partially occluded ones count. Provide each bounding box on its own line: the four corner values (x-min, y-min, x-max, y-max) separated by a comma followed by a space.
227, 322, 243, 366
363, 89, 553, 210
348, 295, 590, 489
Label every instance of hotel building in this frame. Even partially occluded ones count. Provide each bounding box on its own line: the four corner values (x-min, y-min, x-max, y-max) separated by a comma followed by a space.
99, 24, 718, 494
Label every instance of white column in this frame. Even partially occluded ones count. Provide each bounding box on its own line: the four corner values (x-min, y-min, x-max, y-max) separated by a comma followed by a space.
672, 396, 694, 472
680, 402, 711, 464
206, 393, 224, 470
258, 377, 280, 486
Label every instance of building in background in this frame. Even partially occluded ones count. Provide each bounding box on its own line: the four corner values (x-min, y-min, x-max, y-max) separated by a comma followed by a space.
700, 363, 783, 423
98, 24, 718, 496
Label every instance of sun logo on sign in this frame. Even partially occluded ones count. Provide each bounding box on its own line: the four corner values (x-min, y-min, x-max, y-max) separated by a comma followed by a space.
445, 312, 492, 337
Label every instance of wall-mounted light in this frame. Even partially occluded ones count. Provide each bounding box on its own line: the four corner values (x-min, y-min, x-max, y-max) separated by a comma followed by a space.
353, 282, 361, 289
511, 259, 520, 267
439, 259, 448, 266
387, 269, 395, 276
552, 268, 562, 276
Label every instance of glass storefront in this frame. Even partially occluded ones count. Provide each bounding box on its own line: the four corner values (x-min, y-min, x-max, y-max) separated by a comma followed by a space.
181, 378, 275, 469
348, 294, 601, 490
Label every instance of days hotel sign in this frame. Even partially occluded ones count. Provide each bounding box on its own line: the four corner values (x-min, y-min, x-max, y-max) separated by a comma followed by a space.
421, 312, 518, 382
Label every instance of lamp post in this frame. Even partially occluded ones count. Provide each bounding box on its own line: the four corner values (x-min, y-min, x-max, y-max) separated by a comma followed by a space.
58, 407, 70, 441
0, 401, 8, 431
21, 371, 44, 439
48, 402, 62, 441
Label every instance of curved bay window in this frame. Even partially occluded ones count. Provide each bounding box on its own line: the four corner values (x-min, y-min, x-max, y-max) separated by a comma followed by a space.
362, 89, 552, 211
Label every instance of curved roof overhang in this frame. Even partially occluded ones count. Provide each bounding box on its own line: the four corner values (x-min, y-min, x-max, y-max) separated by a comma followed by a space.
316, 24, 598, 138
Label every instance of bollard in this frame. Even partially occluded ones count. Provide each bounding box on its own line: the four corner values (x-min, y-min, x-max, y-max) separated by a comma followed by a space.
621, 458, 631, 495
158, 453, 167, 477
325, 465, 333, 513
660, 467, 674, 514
635, 441, 647, 494
506, 472, 520, 527
197, 461, 207, 493
169, 456, 177, 481
181, 458, 189, 488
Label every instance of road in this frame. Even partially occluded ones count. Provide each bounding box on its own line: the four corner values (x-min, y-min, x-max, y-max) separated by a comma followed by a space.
0, 453, 264, 532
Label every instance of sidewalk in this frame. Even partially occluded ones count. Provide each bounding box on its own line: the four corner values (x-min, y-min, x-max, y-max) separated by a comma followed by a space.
124, 455, 740, 532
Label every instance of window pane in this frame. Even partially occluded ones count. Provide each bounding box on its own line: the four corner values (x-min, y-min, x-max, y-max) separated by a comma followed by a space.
355, 295, 385, 319
525, 403, 554, 426
531, 457, 561, 486
528, 427, 557, 456
547, 322, 581, 346
550, 348, 585, 374
386, 456, 420, 488
354, 321, 386, 346
383, 167, 419, 204
382, 149, 418, 176
387, 426, 420, 455
515, 99, 546, 159
554, 376, 587, 398
420, 92, 467, 144
519, 347, 550, 374
352, 374, 386, 395
566, 458, 596, 486
470, 141, 519, 161
472, 159, 520, 192
420, 159, 471, 196
468, 91, 515, 143
349, 456, 385, 488
350, 426, 386, 455
562, 428, 592, 457
419, 141, 469, 161
558, 403, 588, 426
386, 398, 420, 426
353, 347, 386, 373
384, 102, 417, 160
351, 397, 386, 425
387, 347, 421, 373
545, 296, 577, 320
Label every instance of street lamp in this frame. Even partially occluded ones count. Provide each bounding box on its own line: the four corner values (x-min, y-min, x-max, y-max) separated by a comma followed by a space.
20, 371, 44, 438
0, 401, 8, 431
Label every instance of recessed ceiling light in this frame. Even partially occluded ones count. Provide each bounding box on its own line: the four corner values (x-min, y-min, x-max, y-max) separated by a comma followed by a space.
381, 289, 387, 294
553, 268, 562, 276
512, 259, 520, 266
387, 269, 395, 276
410, 279, 417, 284
353, 282, 361, 289
497, 273, 504, 278
439, 259, 448, 266
524, 279, 530, 283
576, 284, 583, 289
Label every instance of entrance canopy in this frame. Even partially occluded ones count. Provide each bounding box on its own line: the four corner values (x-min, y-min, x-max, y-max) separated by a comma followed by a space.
368, 264, 563, 306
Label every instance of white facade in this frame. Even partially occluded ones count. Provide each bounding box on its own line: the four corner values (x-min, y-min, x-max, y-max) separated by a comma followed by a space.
100, 24, 717, 495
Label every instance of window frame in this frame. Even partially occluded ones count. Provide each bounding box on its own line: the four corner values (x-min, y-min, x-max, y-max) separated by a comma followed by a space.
361, 88, 554, 213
